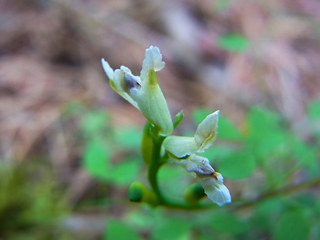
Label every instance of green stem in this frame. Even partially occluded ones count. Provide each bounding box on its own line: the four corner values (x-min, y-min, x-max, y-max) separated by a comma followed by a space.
148, 127, 166, 204
145, 122, 320, 211
232, 177, 320, 211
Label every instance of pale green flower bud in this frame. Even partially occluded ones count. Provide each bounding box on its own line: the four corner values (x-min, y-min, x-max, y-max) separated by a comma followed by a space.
198, 172, 231, 207
101, 46, 173, 135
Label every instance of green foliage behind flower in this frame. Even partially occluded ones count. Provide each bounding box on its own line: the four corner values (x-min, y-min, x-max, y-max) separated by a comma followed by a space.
0, 161, 73, 240
78, 100, 320, 240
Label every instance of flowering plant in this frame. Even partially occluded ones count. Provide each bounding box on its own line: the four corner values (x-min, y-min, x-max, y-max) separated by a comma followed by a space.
101, 46, 231, 208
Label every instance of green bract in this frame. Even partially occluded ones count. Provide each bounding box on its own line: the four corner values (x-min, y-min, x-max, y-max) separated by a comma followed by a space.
101, 46, 173, 135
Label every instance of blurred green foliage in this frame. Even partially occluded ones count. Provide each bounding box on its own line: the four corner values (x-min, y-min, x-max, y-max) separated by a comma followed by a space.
8, 100, 306, 239
56, 101, 320, 239
0, 161, 73, 240
217, 34, 249, 52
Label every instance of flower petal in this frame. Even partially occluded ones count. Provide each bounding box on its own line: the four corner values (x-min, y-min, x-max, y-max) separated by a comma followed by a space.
163, 136, 198, 158
177, 154, 215, 175
198, 173, 232, 207
101, 58, 114, 80
194, 110, 219, 152
101, 59, 140, 109
140, 46, 165, 83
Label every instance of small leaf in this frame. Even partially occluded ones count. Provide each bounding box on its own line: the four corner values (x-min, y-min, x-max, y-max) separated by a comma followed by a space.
152, 217, 191, 240
291, 138, 318, 174
218, 116, 242, 140
81, 110, 108, 137
217, 34, 249, 53
209, 211, 249, 234
219, 150, 255, 179
104, 220, 142, 240
202, 145, 234, 162
115, 127, 142, 149
248, 107, 282, 138
214, 0, 234, 12
273, 209, 311, 240
108, 158, 141, 186
307, 98, 320, 120
83, 140, 109, 180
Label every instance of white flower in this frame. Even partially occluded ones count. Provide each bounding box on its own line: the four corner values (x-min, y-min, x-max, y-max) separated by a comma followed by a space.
101, 46, 173, 135
163, 111, 219, 157
163, 110, 232, 206
198, 172, 231, 207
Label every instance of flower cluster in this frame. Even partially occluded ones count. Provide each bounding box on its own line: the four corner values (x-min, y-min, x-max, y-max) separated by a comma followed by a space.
101, 46, 231, 207
163, 111, 231, 206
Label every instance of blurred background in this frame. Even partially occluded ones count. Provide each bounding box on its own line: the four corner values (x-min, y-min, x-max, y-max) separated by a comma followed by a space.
0, 0, 320, 239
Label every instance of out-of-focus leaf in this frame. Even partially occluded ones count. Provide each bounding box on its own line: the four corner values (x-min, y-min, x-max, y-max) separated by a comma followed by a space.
81, 110, 108, 137
158, 165, 189, 200
202, 146, 234, 163
217, 34, 249, 52
108, 158, 141, 186
104, 220, 142, 240
214, 0, 234, 12
307, 98, 320, 120
218, 116, 242, 140
209, 211, 249, 234
83, 140, 109, 180
248, 107, 282, 138
273, 209, 311, 240
292, 138, 318, 175
246, 107, 287, 163
252, 197, 286, 230
115, 127, 142, 149
253, 131, 288, 163
218, 150, 255, 179
152, 217, 191, 240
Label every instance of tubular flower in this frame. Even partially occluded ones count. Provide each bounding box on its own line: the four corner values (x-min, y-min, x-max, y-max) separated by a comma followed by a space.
101, 46, 173, 135
163, 111, 232, 206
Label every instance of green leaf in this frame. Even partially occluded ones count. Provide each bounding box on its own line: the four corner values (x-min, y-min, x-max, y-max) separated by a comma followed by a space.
214, 0, 234, 12
209, 211, 249, 234
80, 110, 108, 137
202, 145, 234, 162
252, 197, 286, 230
115, 127, 142, 149
246, 107, 287, 163
273, 209, 311, 240
217, 34, 249, 53
307, 98, 320, 120
218, 116, 242, 140
291, 138, 318, 174
104, 220, 142, 240
158, 165, 189, 200
152, 217, 191, 240
248, 107, 282, 138
108, 158, 141, 186
219, 150, 255, 179
82, 140, 109, 180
